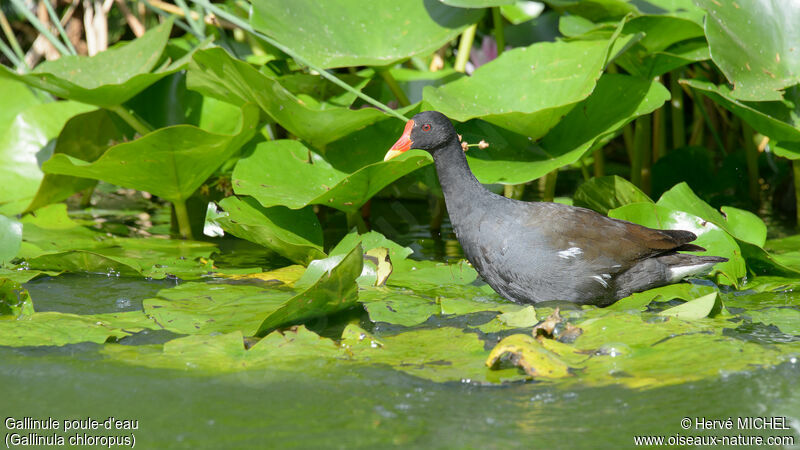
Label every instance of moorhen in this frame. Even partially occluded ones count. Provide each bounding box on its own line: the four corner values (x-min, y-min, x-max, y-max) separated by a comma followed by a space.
384, 111, 727, 306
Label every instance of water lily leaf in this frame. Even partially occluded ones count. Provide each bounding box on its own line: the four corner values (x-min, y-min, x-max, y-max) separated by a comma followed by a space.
143, 282, 293, 335
608, 282, 716, 311
747, 308, 800, 335
658, 292, 719, 319
441, 0, 514, 7
103, 326, 348, 372
695, 0, 800, 101
249, 0, 484, 69
0, 216, 22, 266
498, 305, 538, 327
209, 196, 325, 265
0, 78, 42, 125
26, 109, 133, 213
573, 175, 653, 215
486, 334, 571, 378
24, 250, 143, 277
42, 103, 258, 204
720, 206, 766, 248
0, 278, 33, 318
424, 32, 624, 137
439, 296, 522, 315
614, 15, 708, 77
359, 289, 439, 326
0, 310, 158, 347
0, 20, 175, 106
341, 324, 526, 383
256, 241, 363, 336
187, 47, 391, 148
0, 101, 96, 214
684, 80, 800, 157
232, 140, 430, 212
459, 73, 669, 184
608, 202, 746, 284
387, 259, 478, 289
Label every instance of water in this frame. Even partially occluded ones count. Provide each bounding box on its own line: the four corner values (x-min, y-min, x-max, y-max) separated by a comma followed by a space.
4, 201, 800, 447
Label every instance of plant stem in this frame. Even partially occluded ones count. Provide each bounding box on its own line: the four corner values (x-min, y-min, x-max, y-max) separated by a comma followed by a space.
190, 0, 409, 122
173, 199, 194, 240
377, 68, 410, 107
79, 185, 95, 208
9, 0, 71, 56
631, 116, 652, 194
503, 184, 525, 199
0, 39, 23, 69
593, 148, 605, 178
541, 170, 558, 202
42, 0, 77, 55
174, 0, 205, 38
0, 8, 26, 67
622, 124, 634, 162
742, 123, 761, 205
346, 210, 368, 234
652, 105, 666, 163
694, 93, 725, 152
492, 7, 505, 56
454, 23, 477, 73
109, 105, 153, 136
670, 72, 686, 149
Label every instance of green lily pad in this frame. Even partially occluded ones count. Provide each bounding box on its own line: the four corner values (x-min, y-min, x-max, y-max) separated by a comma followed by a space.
143, 282, 294, 336
103, 326, 348, 372
441, 0, 515, 7
0, 20, 177, 107
486, 334, 571, 378
695, 0, 800, 101
608, 282, 717, 311
573, 175, 653, 215
608, 202, 746, 284
359, 289, 440, 327
249, 0, 484, 68
187, 47, 392, 149
658, 292, 720, 320
232, 140, 431, 212
458, 73, 669, 184
42, 103, 258, 204
720, 206, 766, 248
0, 101, 96, 214
747, 308, 800, 335
0, 310, 158, 347
208, 196, 325, 265
256, 240, 363, 336
424, 32, 624, 138
26, 109, 133, 213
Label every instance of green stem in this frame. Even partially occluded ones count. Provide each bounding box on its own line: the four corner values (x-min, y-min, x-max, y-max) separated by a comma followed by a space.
173, 199, 194, 240
42, 0, 77, 55
454, 23, 477, 73
0, 38, 23, 69
631, 116, 652, 194
0, 8, 26, 68
670, 73, 686, 149
693, 93, 725, 152
9, 0, 71, 56
109, 105, 153, 136
593, 148, 605, 178
430, 197, 445, 233
541, 170, 558, 202
190, 0, 409, 122
377, 68, 410, 107
346, 210, 368, 234
492, 7, 505, 57
622, 124, 634, 162
79, 185, 96, 208
742, 123, 761, 205
652, 106, 666, 162
503, 184, 525, 199
174, 0, 205, 38
409, 56, 428, 72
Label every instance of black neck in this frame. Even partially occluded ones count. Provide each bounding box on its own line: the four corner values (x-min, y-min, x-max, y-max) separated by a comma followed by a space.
432, 139, 492, 212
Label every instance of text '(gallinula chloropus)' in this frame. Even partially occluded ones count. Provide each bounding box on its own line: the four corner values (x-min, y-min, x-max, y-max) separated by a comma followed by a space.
384, 111, 728, 307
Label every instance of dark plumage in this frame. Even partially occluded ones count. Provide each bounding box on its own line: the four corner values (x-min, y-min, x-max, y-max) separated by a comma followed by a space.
385, 111, 727, 306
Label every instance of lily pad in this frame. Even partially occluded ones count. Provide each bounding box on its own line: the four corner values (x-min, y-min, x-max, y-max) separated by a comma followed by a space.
249, 0, 484, 68
0, 278, 33, 318
608, 202, 746, 284
424, 31, 625, 137
573, 175, 653, 215
187, 47, 393, 148
486, 334, 571, 378
695, 0, 800, 101
0, 216, 22, 266
0, 101, 96, 214
359, 289, 440, 327
209, 196, 325, 265
42, 103, 258, 205
232, 140, 431, 212
458, 74, 669, 184
658, 292, 720, 319
0, 310, 158, 347
441, 0, 515, 7
0, 20, 177, 107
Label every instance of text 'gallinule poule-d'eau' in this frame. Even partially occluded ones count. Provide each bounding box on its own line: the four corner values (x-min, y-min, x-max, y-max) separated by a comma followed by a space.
384, 111, 728, 306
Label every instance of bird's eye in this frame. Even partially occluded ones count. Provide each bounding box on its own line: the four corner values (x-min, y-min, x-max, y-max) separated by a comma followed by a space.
421, 124, 432, 132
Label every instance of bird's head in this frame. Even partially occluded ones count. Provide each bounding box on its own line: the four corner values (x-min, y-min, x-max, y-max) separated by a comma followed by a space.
384, 111, 457, 161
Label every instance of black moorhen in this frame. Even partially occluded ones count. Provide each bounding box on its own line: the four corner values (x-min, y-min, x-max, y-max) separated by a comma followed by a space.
384, 111, 728, 306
